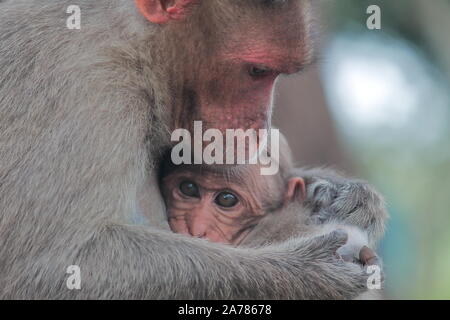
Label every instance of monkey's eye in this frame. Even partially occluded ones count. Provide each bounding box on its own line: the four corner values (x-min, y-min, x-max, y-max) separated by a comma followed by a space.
179, 181, 200, 198
215, 192, 239, 208
248, 66, 272, 78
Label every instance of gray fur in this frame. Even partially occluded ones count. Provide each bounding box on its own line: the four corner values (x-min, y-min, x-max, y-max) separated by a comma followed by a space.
1, 0, 375, 299
242, 167, 388, 258
300, 167, 388, 248
241, 168, 389, 298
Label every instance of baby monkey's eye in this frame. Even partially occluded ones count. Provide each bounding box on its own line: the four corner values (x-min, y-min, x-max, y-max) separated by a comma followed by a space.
215, 192, 239, 208
179, 181, 200, 198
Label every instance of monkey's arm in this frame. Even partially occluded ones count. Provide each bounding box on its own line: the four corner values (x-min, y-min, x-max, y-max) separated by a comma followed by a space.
295, 168, 388, 246
88, 227, 373, 299
4, 224, 372, 300
241, 205, 383, 281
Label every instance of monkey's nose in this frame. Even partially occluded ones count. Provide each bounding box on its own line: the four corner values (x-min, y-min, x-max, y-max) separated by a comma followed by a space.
185, 204, 215, 238
187, 213, 209, 238
189, 223, 208, 238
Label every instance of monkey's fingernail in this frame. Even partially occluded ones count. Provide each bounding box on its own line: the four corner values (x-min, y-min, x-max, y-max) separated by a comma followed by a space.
366, 257, 380, 266
359, 246, 378, 265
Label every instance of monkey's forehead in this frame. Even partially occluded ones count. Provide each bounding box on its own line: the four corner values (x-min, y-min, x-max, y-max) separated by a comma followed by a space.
162, 163, 265, 182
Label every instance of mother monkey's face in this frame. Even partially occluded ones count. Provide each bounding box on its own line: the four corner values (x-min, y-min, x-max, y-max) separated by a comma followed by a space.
137, 0, 314, 158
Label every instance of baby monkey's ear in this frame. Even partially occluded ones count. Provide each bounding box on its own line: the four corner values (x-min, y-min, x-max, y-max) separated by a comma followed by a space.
285, 177, 306, 204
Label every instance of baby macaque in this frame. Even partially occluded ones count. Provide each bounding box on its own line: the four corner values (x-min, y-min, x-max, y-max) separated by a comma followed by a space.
160, 160, 306, 246
160, 162, 375, 265
159, 136, 387, 265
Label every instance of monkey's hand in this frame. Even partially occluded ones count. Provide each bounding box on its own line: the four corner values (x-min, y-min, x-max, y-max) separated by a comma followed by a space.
299, 168, 388, 245
262, 230, 382, 299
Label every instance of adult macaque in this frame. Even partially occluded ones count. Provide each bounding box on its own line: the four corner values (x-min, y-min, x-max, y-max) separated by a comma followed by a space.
0, 0, 385, 299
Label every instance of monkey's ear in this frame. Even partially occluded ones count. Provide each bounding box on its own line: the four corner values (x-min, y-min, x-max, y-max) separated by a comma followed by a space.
285, 178, 306, 204
135, 0, 197, 24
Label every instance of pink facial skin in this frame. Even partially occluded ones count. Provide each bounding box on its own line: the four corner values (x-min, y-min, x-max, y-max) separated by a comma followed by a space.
161, 165, 305, 245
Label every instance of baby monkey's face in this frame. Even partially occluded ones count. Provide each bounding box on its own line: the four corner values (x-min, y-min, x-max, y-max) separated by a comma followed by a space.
161, 165, 306, 246
161, 167, 270, 245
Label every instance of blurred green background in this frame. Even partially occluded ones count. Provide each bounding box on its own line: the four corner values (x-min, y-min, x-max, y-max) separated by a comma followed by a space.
274, 0, 450, 299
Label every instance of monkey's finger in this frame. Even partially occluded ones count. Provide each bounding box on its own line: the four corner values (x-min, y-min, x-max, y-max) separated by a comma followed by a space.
359, 246, 379, 266
339, 254, 355, 262
307, 229, 348, 256
319, 229, 349, 253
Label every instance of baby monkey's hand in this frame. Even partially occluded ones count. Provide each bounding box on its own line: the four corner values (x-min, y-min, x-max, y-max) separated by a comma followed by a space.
297, 167, 388, 245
